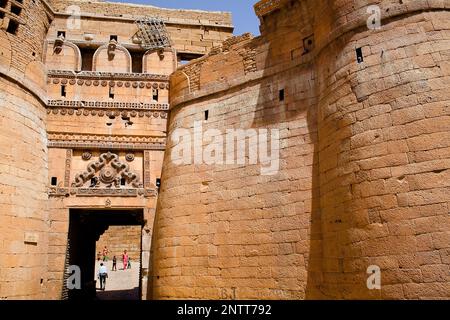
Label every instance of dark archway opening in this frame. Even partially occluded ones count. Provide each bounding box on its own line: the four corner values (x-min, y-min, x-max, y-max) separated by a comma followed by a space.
65, 209, 144, 300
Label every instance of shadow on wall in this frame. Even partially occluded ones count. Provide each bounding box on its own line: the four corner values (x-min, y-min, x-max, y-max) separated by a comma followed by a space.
251, 1, 322, 299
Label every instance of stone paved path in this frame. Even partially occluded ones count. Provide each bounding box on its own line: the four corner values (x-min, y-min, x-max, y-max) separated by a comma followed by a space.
94, 260, 140, 300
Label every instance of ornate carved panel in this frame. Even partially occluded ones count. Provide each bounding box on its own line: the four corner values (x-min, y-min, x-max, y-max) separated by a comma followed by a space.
77, 188, 138, 197
48, 187, 69, 197
72, 152, 142, 188
46, 100, 169, 119
48, 133, 166, 151
64, 149, 72, 187
47, 100, 169, 111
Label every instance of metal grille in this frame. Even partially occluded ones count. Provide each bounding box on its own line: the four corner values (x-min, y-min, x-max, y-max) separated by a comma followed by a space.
135, 17, 171, 50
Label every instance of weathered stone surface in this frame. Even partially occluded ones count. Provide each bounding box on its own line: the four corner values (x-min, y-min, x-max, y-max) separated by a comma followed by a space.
0, 0, 232, 300
96, 226, 141, 261
154, 0, 450, 300
1, 0, 450, 300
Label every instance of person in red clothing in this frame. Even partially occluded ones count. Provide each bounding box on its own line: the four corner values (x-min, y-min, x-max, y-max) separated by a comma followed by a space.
112, 256, 117, 271
122, 250, 129, 271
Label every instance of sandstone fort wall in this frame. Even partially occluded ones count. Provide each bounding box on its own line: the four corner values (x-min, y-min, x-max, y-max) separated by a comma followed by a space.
154, 0, 450, 299
0, 0, 53, 299
96, 226, 142, 262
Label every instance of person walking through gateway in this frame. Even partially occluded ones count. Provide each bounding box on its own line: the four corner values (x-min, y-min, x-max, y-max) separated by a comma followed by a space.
98, 263, 108, 291
112, 256, 117, 271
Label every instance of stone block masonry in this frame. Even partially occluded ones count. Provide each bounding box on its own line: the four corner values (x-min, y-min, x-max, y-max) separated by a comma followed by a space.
154, 0, 450, 300
97, 226, 142, 261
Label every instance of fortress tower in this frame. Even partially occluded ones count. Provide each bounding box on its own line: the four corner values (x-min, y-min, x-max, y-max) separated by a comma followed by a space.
0, 0, 449, 300
154, 0, 450, 299
0, 0, 53, 299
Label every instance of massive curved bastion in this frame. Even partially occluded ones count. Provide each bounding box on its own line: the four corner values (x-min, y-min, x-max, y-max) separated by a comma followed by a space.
153, 0, 450, 299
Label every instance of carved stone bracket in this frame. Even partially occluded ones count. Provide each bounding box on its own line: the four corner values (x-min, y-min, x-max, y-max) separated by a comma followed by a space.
108, 39, 118, 60
54, 35, 65, 54
254, 0, 282, 17
46, 106, 168, 119
48, 187, 70, 197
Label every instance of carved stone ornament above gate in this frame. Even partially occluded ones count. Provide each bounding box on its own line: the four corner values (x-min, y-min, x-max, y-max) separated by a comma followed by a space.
82, 151, 92, 161
72, 152, 143, 188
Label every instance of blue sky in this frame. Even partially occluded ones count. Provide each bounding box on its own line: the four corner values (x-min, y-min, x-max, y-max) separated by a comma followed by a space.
112, 0, 260, 35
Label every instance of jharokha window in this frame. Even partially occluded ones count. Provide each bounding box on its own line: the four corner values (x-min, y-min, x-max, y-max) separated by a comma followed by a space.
0, 0, 24, 35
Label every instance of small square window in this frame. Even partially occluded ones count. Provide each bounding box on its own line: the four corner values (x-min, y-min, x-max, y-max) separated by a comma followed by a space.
356, 47, 364, 63
51, 177, 58, 186
61, 85, 67, 97
110, 35, 118, 41
11, 5, 22, 16
6, 20, 19, 35
279, 89, 285, 102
